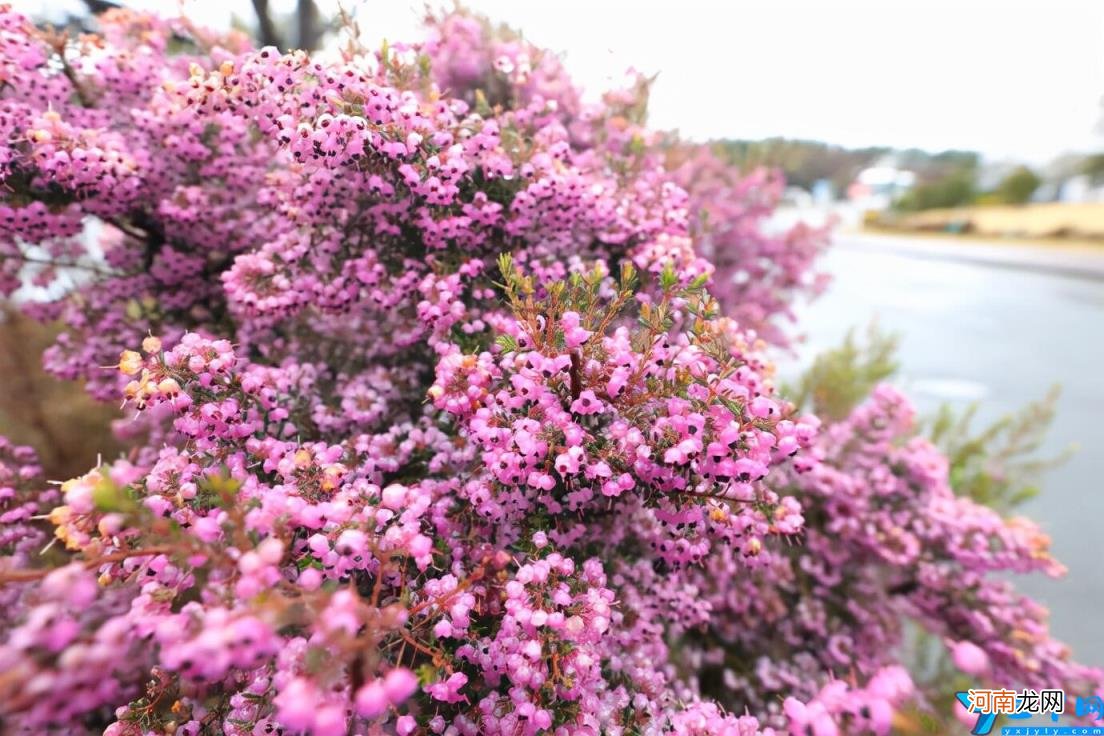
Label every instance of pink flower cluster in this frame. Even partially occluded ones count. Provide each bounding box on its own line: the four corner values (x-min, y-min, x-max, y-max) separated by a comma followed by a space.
429, 269, 814, 568
666, 149, 833, 345
677, 385, 1100, 729
0, 5, 1098, 736
0, 436, 54, 562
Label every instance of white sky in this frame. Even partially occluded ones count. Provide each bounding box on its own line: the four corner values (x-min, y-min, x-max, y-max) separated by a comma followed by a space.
26, 0, 1104, 163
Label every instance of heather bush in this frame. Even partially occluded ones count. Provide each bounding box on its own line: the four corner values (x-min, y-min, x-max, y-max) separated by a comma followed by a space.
0, 6, 1097, 735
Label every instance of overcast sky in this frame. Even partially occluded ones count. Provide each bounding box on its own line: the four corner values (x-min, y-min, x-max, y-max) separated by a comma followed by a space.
27, 0, 1104, 163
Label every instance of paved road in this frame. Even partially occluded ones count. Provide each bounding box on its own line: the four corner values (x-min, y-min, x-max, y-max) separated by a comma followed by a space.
786, 232, 1104, 667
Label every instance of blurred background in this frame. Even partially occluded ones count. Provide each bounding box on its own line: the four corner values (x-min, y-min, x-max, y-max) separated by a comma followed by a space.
12, 0, 1104, 667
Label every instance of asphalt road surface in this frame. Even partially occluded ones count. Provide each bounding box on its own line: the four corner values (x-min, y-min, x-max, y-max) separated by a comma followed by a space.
786, 232, 1104, 667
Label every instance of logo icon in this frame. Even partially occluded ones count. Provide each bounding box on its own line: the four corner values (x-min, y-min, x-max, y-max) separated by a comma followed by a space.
955, 689, 1065, 735
955, 689, 1104, 735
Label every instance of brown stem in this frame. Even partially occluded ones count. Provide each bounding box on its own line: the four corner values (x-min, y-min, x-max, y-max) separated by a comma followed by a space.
0, 544, 176, 585
57, 51, 93, 107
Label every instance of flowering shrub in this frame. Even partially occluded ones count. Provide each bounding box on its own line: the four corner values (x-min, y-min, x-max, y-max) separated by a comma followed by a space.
0, 5, 1098, 735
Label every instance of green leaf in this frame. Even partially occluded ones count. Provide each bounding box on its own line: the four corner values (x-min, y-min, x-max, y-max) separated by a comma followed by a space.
91, 474, 136, 513
416, 663, 438, 686
497, 253, 514, 281
688, 273, 710, 291
659, 263, 678, 291
790, 323, 899, 421
474, 88, 492, 117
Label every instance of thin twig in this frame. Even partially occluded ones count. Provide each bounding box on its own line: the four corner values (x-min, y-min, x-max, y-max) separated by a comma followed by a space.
0, 544, 175, 585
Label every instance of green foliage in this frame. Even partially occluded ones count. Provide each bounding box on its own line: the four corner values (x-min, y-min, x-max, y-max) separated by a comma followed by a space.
926, 385, 1068, 513
715, 138, 885, 192
715, 138, 980, 195
995, 165, 1042, 205
794, 330, 1067, 514
790, 324, 899, 422
894, 169, 977, 211
91, 472, 138, 513
906, 148, 980, 171
1081, 152, 1104, 185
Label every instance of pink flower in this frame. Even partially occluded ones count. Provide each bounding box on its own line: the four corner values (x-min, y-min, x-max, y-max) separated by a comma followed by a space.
950, 640, 991, 675
383, 668, 420, 704
561, 311, 593, 348
570, 390, 603, 415
354, 680, 388, 719
425, 672, 468, 703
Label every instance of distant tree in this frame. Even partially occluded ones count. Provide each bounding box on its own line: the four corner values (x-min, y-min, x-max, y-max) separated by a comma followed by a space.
995, 166, 1042, 205
716, 138, 887, 192
716, 139, 985, 198
1081, 153, 1104, 186
895, 169, 977, 211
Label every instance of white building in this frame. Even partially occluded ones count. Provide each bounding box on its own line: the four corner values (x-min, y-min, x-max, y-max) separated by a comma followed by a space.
847, 163, 916, 210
